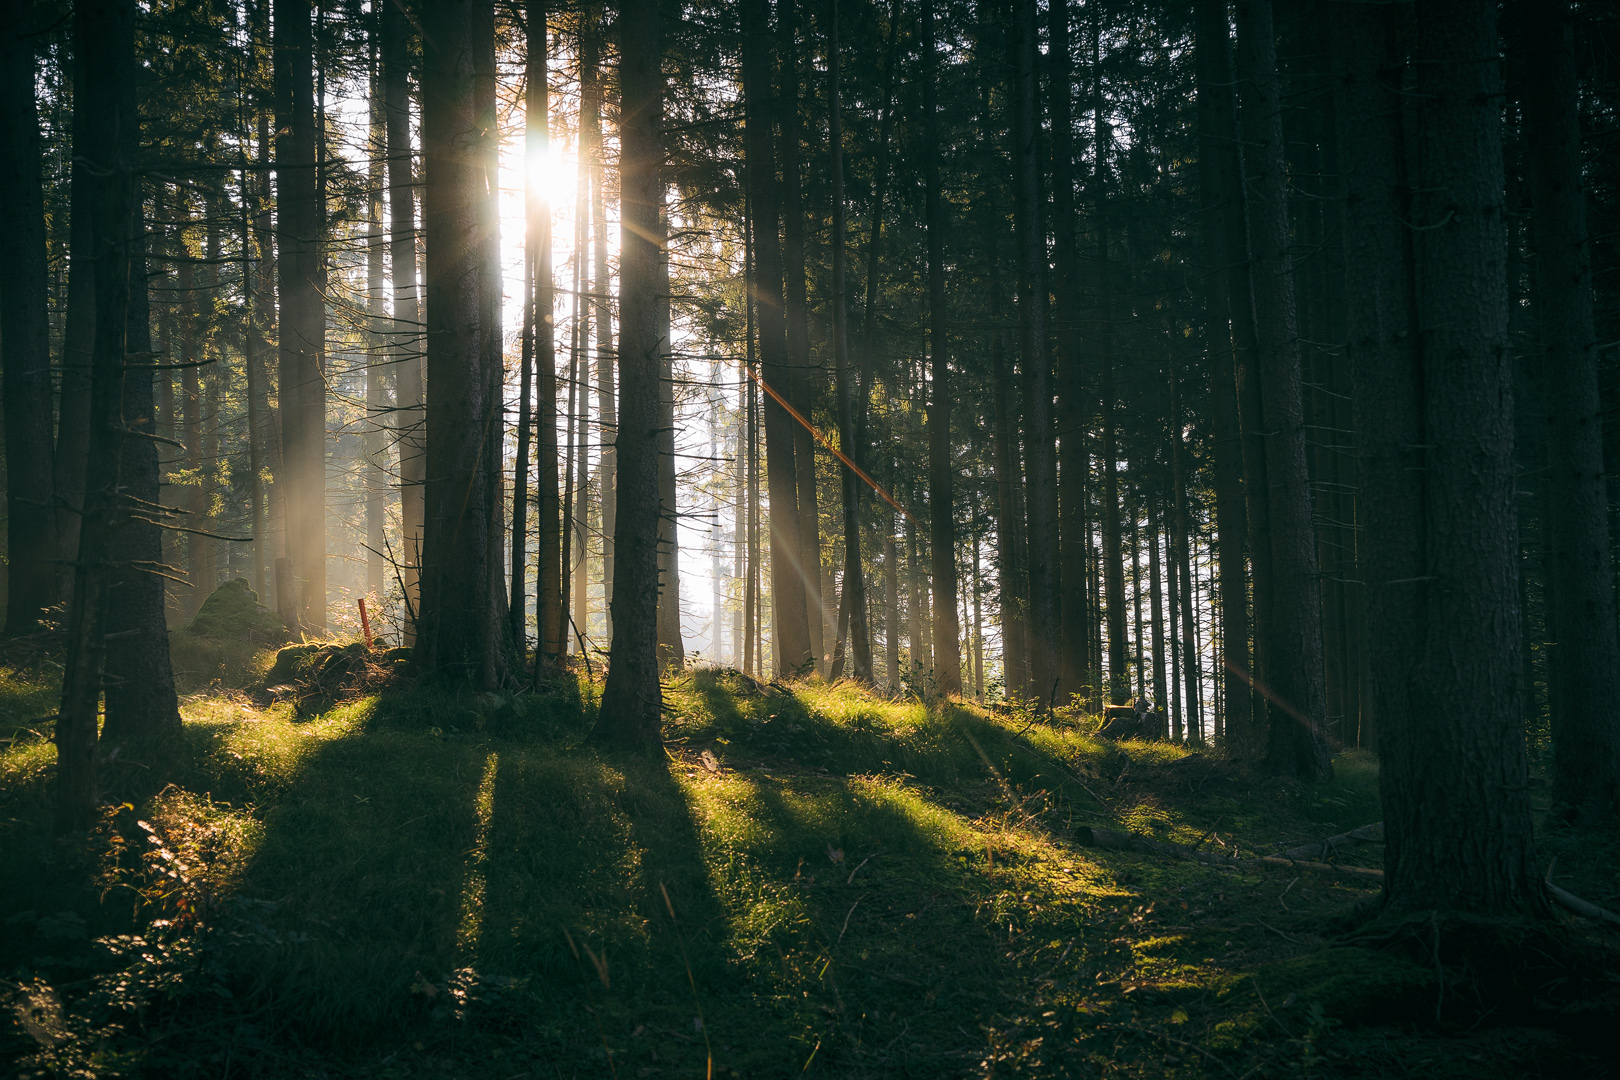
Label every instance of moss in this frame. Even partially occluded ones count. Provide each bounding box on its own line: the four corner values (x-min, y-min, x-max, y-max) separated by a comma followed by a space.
1241, 946, 1436, 1024
184, 578, 288, 643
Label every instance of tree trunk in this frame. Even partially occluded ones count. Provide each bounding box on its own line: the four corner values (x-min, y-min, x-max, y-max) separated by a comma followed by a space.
742, 0, 811, 674
922, 0, 961, 697
827, 0, 870, 681
382, 0, 422, 639
1519, 0, 1620, 819
1171, 367, 1202, 745
1092, 25, 1127, 694
582, 26, 617, 637
54, 53, 95, 591
417, 0, 507, 686
366, 48, 389, 604
656, 191, 684, 668
1233, 0, 1330, 779
593, 0, 664, 746
1149, 504, 1167, 717
992, 319, 1029, 698
1048, 0, 1088, 701
1010, 0, 1057, 705
274, 0, 327, 634
779, 0, 823, 672
55, 0, 138, 833
103, 204, 181, 743
526, 1, 562, 665
1194, 0, 1253, 754
1334, 0, 1545, 914
0, 4, 60, 637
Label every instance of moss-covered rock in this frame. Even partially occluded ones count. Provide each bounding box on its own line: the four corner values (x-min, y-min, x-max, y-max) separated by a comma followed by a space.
184, 578, 287, 643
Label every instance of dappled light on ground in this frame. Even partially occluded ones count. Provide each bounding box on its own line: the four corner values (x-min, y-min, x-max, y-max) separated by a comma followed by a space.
1, 661, 1615, 1077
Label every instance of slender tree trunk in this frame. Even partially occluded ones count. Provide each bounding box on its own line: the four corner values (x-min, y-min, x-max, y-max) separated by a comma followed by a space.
1168, 522, 1183, 741
54, 54, 95, 590
743, 0, 811, 674
382, 0, 422, 639
885, 522, 901, 690
582, 25, 617, 636
779, 0, 823, 671
992, 320, 1028, 698
275, 0, 327, 634
1149, 504, 1167, 720
0, 4, 60, 636
103, 204, 181, 742
417, 0, 506, 685
55, 0, 138, 833
593, 0, 664, 745
1131, 508, 1144, 700
1171, 367, 1202, 745
828, 0, 870, 681
1194, 0, 1252, 754
1092, 28, 1127, 693
921, 0, 961, 696
1009, 0, 1057, 706
1233, 0, 1330, 779
366, 47, 389, 603
655, 190, 684, 667
527, 1, 562, 665
1519, 0, 1620, 819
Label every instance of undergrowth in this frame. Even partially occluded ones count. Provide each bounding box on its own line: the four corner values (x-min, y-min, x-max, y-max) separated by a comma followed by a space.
1, 654, 1614, 1078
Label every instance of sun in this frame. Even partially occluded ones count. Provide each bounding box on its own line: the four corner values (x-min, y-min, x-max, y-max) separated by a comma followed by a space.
524, 143, 578, 211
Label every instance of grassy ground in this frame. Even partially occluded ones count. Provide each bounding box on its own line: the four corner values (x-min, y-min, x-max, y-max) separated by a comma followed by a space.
1, 645, 1615, 1078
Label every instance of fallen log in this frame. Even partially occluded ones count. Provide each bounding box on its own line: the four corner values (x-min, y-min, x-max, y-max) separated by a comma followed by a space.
1545, 858, 1620, 929
1277, 822, 1384, 863
1073, 825, 1384, 881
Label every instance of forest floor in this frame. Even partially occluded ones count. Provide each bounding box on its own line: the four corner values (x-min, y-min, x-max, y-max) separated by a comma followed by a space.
2, 636, 1617, 1079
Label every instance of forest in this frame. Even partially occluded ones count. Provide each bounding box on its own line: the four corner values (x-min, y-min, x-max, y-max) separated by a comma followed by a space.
2, 0, 1619, 1075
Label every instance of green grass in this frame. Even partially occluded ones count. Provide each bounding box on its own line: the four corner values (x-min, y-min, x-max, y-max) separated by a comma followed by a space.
0, 658, 1611, 1078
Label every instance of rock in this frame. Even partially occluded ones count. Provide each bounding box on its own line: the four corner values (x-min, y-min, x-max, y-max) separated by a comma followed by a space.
184, 578, 289, 643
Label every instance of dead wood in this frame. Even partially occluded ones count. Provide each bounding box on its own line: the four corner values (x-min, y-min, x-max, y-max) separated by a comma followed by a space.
1073, 825, 1384, 881
1277, 822, 1384, 862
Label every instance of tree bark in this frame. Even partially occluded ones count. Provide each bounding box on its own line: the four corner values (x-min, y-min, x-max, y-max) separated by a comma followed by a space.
417, 0, 507, 686
526, 1, 563, 665
274, 0, 327, 633
582, 24, 617, 637
593, 0, 665, 746
0, 3, 59, 636
1233, 0, 1330, 780
1092, 22, 1127, 694
103, 204, 181, 743
779, 0, 823, 671
55, 0, 138, 833
656, 189, 684, 667
742, 0, 811, 675
366, 46, 389, 604
1010, 0, 1057, 705
1194, 0, 1253, 753
923, 0, 961, 697
1518, 0, 1620, 819
1340, 0, 1546, 914
827, 0, 871, 682
382, 0, 422, 639
1049, 0, 1088, 700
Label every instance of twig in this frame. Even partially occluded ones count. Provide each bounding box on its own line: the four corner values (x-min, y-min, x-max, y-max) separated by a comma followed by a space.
847, 854, 877, 885
838, 892, 869, 943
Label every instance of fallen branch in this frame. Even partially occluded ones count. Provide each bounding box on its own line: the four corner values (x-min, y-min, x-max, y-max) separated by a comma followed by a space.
1277, 822, 1384, 862
1546, 858, 1620, 929
1073, 825, 1385, 881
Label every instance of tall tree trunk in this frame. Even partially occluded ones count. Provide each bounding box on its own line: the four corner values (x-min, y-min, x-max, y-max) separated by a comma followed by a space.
1194, 0, 1252, 754
382, 0, 422, 639
1049, 0, 1088, 700
275, 0, 327, 634
922, 0, 961, 697
366, 47, 389, 603
178, 223, 203, 617
743, 0, 811, 674
1149, 503, 1167, 718
1519, 0, 1620, 819
582, 23, 617, 636
54, 54, 95, 590
1171, 366, 1202, 745
1233, 0, 1330, 779
103, 203, 181, 742
992, 319, 1029, 698
526, 1, 562, 665
55, 0, 138, 833
1010, 0, 1057, 706
417, 0, 506, 686
594, 0, 665, 745
779, 0, 823, 671
656, 189, 684, 667
0, 3, 60, 636
1092, 25, 1127, 693
827, 0, 871, 681
1338, 0, 1544, 914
